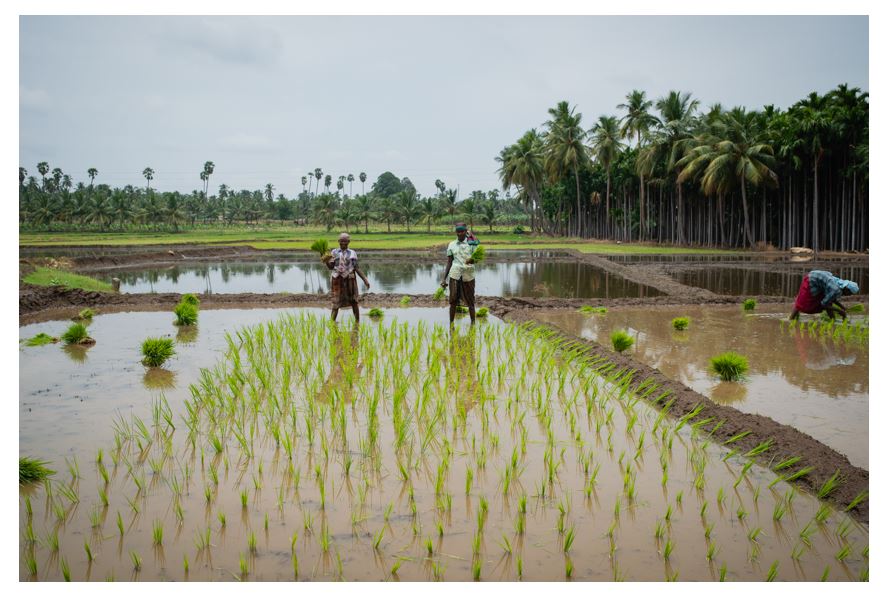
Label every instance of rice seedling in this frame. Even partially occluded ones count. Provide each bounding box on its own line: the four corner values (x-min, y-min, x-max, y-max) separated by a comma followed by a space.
671, 317, 690, 331
183, 555, 189, 573
709, 352, 749, 381
131, 551, 142, 572
773, 456, 802, 471
240, 490, 248, 508
60, 556, 71, 581
563, 526, 576, 552
847, 303, 865, 313
719, 563, 727, 582
23, 332, 58, 346
845, 490, 868, 511
390, 560, 402, 576
25, 550, 37, 575
218, 511, 226, 528
368, 308, 384, 318
477, 307, 490, 318
116, 511, 125, 536
565, 557, 573, 579
817, 470, 842, 498
469, 244, 486, 263
239, 553, 249, 576
61, 321, 93, 344
472, 558, 482, 581
433, 286, 446, 301
706, 542, 718, 562
310, 238, 330, 256
815, 504, 832, 524
835, 543, 852, 562
173, 301, 198, 326
610, 330, 634, 353
248, 531, 257, 553
79, 308, 95, 320
766, 561, 778, 581
19, 456, 55, 484
663, 539, 674, 560
579, 305, 607, 314
180, 293, 200, 306
141, 337, 175, 367
742, 298, 756, 311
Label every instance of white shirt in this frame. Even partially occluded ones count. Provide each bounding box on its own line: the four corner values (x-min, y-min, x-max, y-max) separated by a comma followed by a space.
446, 238, 475, 282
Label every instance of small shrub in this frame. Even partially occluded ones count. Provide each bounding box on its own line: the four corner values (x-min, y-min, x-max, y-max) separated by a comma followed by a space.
611, 330, 634, 353
368, 308, 384, 318
174, 301, 198, 326
78, 308, 95, 320
142, 337, 175, 367
580, 306, 607, 314
24, 333, 58, 346
180, 293, 200, 306
61, 322, 92, 345
671, 317, 690, 331
710, 352, 749, 382
477, 307, 489, 318
20, 456, 55, 484
742, 299, 756, 312
400, 295, 411, 306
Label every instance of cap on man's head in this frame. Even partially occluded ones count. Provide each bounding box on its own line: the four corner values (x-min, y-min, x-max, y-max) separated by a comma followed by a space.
338, 232, 351, 241
455, 223, 467, 232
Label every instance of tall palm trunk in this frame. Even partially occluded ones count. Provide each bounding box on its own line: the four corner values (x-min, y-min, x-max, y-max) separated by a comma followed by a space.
813, 150, 822, 253
605, 170, 611, 239
573, 159, 581, 238
739, 180, 755, 248
676, 181, 685, 245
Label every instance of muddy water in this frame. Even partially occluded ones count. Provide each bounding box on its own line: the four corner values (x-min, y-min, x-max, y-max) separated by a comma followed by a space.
84, 261, 663, 298
670, 267, 869, 296
535, 305, 868, 469
20, 313, 867, 581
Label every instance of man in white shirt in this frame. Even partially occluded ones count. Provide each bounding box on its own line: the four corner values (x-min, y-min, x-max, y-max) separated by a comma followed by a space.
440, 223, 478, 326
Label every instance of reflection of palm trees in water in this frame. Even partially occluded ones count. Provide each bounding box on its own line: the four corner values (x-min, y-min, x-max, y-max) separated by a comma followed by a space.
447, 329, 483, 414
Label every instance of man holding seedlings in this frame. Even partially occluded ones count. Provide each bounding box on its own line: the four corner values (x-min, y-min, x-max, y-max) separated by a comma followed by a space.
789, 270, 859, 321
326, 233, 371, 323
441, 223, 478, 326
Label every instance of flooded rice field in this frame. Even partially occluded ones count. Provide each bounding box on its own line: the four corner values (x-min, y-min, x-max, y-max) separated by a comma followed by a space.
86, 261, 663, 298
20, 310, 867, 581
533, 305, 868, 469
670, 267, 869, 297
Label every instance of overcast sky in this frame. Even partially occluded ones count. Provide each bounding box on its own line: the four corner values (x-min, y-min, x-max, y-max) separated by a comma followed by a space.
19, 15, 868, 198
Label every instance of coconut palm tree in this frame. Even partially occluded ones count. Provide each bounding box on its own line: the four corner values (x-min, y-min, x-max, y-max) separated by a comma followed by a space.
397, 190, 420, 232
143, 167, 155, 193
265, 183, 275, 204
354, 194, 376, 233
419, 197, 443, 232
496, 129, 546, 234
590, 115, 625, 237
617, 90, 656, 238
543, 101, 589, 237
480, 201, 498, 232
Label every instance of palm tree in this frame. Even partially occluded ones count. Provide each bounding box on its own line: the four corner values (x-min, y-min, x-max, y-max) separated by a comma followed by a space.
347, 173, 355, 197
480, 201, 498, 232
88, 167, 98, 188
441, 188, 458, 224
618, 90, 656, 238
543, 101, 589, 237
397, 190, 419, 232
301, 175, 308, 194
307, 172, 315, 197
590, 115, 625, 237
793, 93, 834, 252
324, 174, 332, 193
202, 161, 215, 202
354, 194, 376, 233
336, 176, 345, 197
37, 162, 49, 191
314, 168, 323, 196
678, 108, 778, 248
143, 167, 155, 192
419, 197, 443, 232
359, 171, 367, 195
264, 183, 275, 204
461, 198, 479, 230
496, 129, 546, 234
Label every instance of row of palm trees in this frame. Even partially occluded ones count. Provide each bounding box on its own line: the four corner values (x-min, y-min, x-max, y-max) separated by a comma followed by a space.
19, 164, 523, 233
497, 84, 868, 251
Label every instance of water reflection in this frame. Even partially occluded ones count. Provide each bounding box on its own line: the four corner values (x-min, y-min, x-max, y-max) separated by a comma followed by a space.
537, 304, 868, 468
62, 343, 90, 364
671, 266, 869, 296
143, 368, 176, 390
90, 261, 663, 298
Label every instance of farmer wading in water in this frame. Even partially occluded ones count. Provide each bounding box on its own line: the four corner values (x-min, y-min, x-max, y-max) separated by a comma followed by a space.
440, 223, 479, 326
326, 233, 371, 323
789, 269, 859, 321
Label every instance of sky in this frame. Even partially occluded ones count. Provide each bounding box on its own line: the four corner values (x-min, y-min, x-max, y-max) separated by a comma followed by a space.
19, 15, 868, 199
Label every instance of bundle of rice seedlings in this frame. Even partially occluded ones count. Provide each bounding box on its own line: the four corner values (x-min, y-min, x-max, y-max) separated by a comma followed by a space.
174, 301, 198, 326
20, 456, 55, 484
469, 245, 486, 264
611, 330, 634, 353
368, 308, 384, 318
433, 286, 446, 301
310, 239, 330, 257
61, 322, 94, 345
742, 299, 756, 311
710, 352, 749, 381
477, 307, 489, 318
671, 317, 690, 331
180, 293, 200, 306
142, 337, 175, 367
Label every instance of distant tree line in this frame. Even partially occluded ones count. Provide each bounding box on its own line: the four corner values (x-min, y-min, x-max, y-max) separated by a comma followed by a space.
497, 84, 868, 251
18, 163, 526, 234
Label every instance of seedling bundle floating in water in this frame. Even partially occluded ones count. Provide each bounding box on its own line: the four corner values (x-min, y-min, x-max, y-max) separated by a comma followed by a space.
18, 313, 868, 581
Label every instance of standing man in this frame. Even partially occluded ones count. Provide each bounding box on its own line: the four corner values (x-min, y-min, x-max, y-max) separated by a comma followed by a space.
327, 233, 371, 323
789, 269, 858, 321
440, 223, 478, 326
